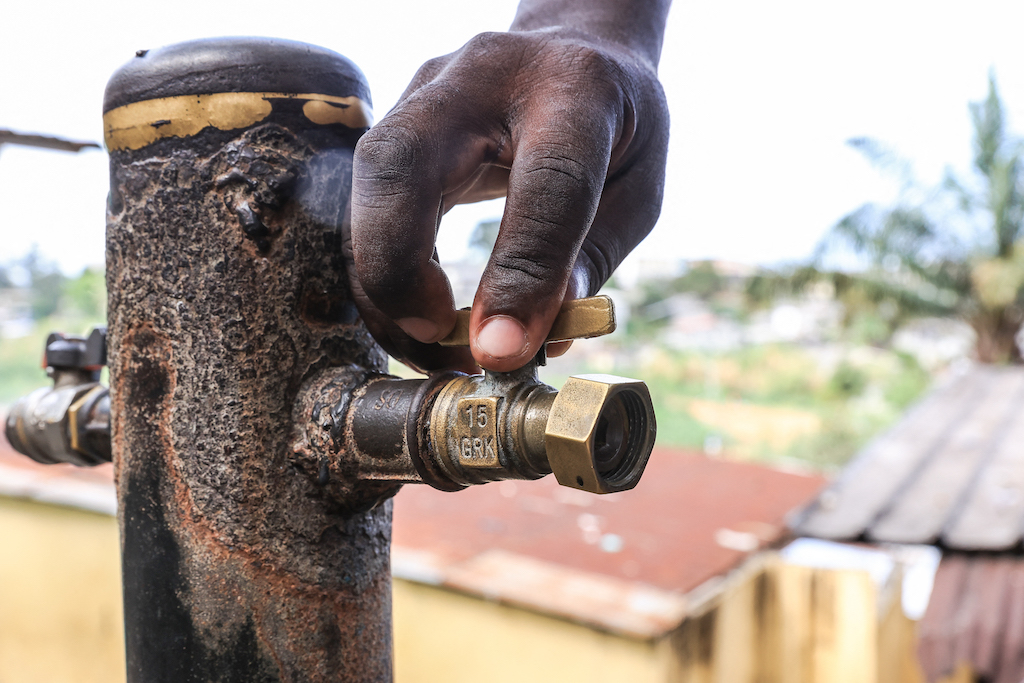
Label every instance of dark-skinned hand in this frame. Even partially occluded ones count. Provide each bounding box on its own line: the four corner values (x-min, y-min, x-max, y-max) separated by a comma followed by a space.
348, 18, 669, 374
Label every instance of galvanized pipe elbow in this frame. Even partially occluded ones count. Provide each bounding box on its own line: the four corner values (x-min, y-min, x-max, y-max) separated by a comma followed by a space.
4, 328, 111, 466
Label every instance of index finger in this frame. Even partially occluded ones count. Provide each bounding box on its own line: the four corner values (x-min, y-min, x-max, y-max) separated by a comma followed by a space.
468, 101, 620, 370
350, 87, 498, 346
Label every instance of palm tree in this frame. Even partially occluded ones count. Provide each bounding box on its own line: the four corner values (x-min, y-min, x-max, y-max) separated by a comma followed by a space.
755, 74, 1024, 363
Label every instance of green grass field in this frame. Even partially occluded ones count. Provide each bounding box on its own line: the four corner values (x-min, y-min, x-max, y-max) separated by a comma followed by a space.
538, 342, 932, 470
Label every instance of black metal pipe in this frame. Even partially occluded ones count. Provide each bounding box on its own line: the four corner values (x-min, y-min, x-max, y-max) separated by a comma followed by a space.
104, 38, 391, 682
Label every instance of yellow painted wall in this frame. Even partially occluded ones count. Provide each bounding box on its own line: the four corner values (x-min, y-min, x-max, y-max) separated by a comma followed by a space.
666, 558, 920, 683
393, 579, 674, 683
0, 497, 125, 683
0, 495, 672, 683
877, 569, 926, 683
0, 497, 936, 683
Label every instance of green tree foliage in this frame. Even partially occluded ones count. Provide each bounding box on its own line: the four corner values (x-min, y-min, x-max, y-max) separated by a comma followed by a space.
671, 261, 724, 299
750, 74, 1024, 363
62, 267, 105, 318
0, 247, 105, 323
19, 247, 67, 320
627, 261, 731, 340
0, 253, 106, 403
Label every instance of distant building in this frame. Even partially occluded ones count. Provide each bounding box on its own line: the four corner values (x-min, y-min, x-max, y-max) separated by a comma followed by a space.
661, 293, 744, 351
659, 292, 843, 352
892, 318, 975, 371
792, 364, 1024, 683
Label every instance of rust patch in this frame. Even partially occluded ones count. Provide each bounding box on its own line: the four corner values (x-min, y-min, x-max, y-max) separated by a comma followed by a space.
918, 554, 1024, 683
393, 449, 824, 593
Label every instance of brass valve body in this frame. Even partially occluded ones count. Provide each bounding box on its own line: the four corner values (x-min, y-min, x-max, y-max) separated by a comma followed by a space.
5, 379, 111, 466
426, 368, 556, 486
425, 369, 656, 494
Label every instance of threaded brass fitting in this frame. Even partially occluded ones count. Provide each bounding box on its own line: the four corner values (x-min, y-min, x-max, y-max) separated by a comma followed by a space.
545, 375, 656, 493
422, 369, 655, 494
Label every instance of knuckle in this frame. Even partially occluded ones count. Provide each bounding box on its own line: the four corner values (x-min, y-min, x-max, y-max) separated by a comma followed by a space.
578, 242, 614, 288
510, 219, 580, 253
354, 121, 422, 184
519, 145, 605, 206
446, 32, 526, 88
523, 148, 594, 186
412, 55, 450, 83
462, 31, 518, 58
488, 239, 571, 287
478, 256, 566, 319
562, 45, 620, 82
530, 43, 623, 101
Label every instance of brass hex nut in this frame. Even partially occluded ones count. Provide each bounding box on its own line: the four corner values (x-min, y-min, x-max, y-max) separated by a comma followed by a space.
545, 374, 657, 494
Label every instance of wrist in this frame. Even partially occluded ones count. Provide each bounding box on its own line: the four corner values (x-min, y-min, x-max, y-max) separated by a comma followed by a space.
510, 0, 671, 68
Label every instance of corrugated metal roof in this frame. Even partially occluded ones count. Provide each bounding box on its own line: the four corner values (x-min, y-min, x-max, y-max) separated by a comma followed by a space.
392, 449, 825, 635
394, 448, 825, 596
918, 554, 1024, 683
790, 365, 1024, 550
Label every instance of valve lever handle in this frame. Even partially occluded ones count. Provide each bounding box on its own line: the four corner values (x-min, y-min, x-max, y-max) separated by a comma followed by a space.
438, 295, 616, 347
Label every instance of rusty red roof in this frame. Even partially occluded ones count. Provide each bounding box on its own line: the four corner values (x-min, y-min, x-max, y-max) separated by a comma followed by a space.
393, 448, 825, 595
0, 434, 116, 514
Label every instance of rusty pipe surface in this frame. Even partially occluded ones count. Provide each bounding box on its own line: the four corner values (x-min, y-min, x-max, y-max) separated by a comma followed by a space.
104, 38, 392, 682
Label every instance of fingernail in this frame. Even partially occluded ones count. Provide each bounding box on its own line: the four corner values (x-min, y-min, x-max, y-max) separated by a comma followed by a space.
546, 340, 573, 358
396, 317, 442, 343
475, 316, 529, 360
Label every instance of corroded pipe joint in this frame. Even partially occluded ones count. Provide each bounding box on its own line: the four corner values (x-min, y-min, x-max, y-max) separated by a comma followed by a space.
296, 365, 554, 494
316, 367, 554, 492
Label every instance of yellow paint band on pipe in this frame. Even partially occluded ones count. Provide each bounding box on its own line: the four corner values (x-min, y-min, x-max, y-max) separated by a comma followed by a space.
103, 92, 373, 151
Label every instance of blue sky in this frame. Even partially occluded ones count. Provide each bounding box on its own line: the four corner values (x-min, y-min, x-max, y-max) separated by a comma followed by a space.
3, 0, 1024, 277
